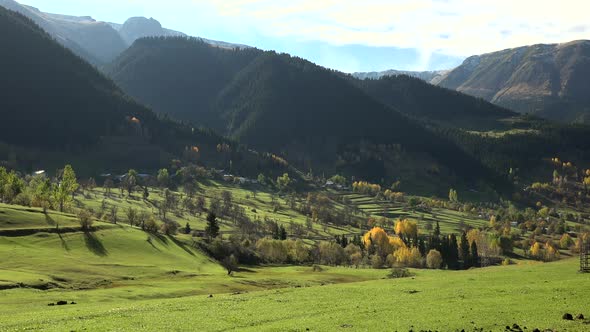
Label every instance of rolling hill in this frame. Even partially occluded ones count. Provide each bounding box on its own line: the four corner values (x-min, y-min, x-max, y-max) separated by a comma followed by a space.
438, 40, 590, 123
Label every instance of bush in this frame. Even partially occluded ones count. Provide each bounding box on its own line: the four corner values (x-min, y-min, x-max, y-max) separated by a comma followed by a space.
144, 217, 159, 233
371, 255, 383, 269
388, 267, 413, 278
311, 265, 324, 272
426, 249, 443, 269
78, 209, 94, 231
501, 258, 512, 266
160, 221, 179, 235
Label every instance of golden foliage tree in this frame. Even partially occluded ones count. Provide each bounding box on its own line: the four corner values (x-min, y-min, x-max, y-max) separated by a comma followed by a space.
393, 247, 422, 268
394, 219, 418, 240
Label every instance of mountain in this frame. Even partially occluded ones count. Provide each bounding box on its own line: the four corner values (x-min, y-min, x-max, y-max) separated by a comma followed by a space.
0, 5, 154, 147
109, 17, 248, 50
106, 37, 506, 194
106, 37, 260, 125
0, 1, 247, 65
0, 0, 127, 64
352, 69, 450, 84
114, 17, 185, 45
0, 7, 300, 181
437, 40, 590, 123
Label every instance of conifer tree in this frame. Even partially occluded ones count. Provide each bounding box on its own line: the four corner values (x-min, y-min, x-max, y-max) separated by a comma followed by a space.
470, 240, 479, 267
460, 231, 471, 269
205, 212, 219, 239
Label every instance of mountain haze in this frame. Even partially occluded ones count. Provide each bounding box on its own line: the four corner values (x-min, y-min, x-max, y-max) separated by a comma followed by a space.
0, 1, 247, 65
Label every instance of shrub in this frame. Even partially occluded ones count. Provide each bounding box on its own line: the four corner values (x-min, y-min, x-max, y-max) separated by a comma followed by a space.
144, 216, 159, 234
78, 209, 94, 231
388, 267, 413, 278
426, 249, 443, 269
371, 255, 383, 269
160, 221, 179, 235
311, 265, 324, 272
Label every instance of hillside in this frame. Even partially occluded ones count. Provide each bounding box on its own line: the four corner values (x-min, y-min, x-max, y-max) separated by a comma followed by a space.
350, 74, 516, 129
0, 6, 156, 148
0, 0, 126, 64
438, 40, 590, 123
106, 37, 260, 125
0, 7, 276, 177
107, 37, 503, 193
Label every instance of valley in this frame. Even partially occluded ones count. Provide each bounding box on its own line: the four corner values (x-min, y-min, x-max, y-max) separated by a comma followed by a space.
1, 1, 590, 331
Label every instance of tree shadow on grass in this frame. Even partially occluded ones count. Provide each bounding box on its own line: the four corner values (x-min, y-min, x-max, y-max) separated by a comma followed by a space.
44, 213, 55, 226
58, 232, 70, 251
168, 235, 195, 256
84, 232, 108, 256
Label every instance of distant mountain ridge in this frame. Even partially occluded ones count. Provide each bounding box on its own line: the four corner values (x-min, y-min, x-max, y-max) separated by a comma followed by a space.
0, 0, 247, 64
352, 69, 450, 84
437, 40, 590, 123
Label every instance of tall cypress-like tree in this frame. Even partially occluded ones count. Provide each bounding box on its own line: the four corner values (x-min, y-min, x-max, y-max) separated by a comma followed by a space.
448, 234, 460, 270
279, 225, 287, 240
434, 220, 441, 238
470, 240, 479, 267
460, 231, 471, 269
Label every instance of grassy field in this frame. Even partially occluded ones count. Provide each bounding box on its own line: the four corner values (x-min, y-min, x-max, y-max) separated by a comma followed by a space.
1, 257, 587, 331
341, 192, 489, 234
2, 183, 588, 331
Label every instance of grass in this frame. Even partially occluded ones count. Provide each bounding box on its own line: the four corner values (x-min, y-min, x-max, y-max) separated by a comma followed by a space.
0, 258, 587, 331
2, 183, 589, 331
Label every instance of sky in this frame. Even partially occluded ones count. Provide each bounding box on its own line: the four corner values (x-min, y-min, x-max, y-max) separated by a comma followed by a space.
18, 0, 590, 72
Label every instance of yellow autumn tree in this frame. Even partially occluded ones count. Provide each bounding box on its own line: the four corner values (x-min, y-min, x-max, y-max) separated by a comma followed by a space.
394, 219, 418, 240
559, 234, 573, 250
363, 227, 392, 257
393, 247, 422, 268
530, 242, 542, 259
545, 241, 560, 261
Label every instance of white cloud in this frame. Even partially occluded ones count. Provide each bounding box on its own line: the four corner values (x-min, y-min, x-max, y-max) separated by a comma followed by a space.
204, 0, 590, 56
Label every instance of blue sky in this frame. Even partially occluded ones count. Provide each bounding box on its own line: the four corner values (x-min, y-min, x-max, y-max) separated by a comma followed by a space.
18, 0, 590, 73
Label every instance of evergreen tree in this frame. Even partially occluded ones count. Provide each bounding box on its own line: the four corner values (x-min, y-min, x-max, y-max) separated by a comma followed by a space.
279, 225, 287, 240
341, 235, 348, 248
460, 231, 471, 269
418, 238, 426, 256
434, 220, 441, 238
447, 234, 460, 270
205, 212, 219, 239
470, 240, 480, 267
